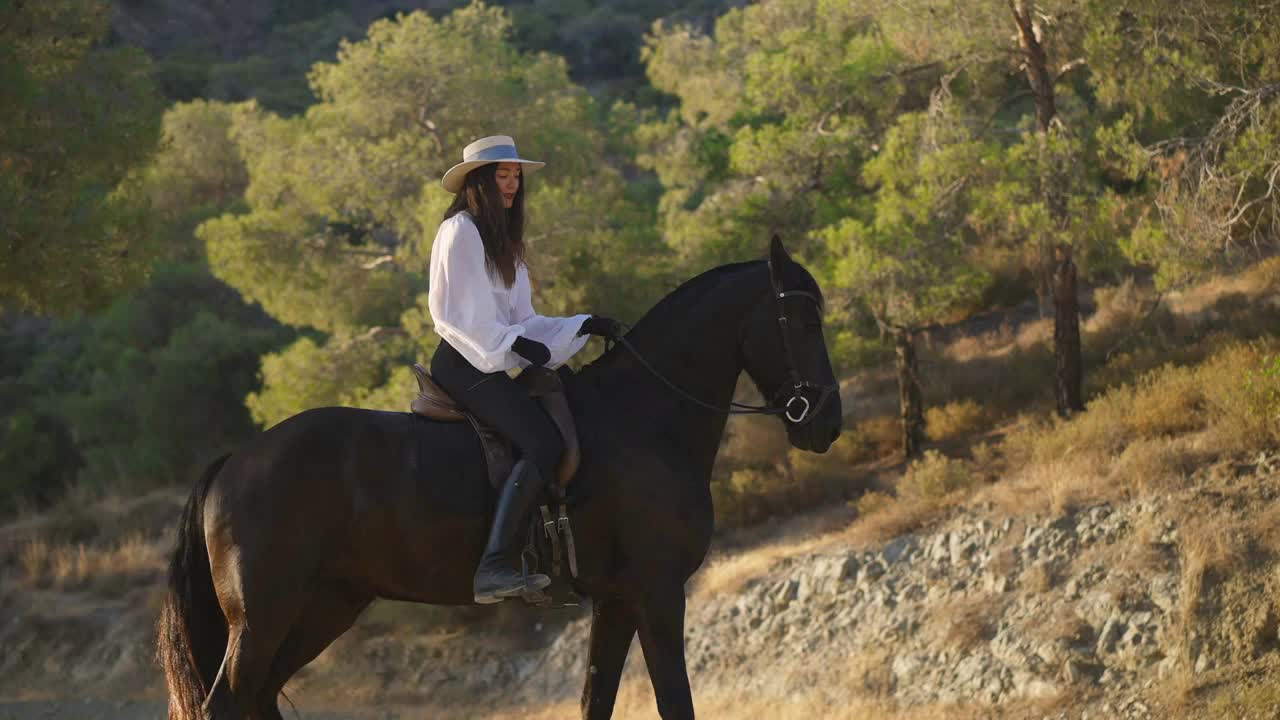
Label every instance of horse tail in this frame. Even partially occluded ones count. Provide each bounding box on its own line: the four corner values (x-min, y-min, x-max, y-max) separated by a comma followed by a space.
157, 453, 230, 720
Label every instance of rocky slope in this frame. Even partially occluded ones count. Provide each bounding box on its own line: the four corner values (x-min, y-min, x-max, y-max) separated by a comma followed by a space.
4, 457, 1279, 719
518, 457, 1280, 718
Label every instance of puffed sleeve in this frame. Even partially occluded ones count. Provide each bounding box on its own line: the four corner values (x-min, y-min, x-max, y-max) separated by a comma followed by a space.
428, 214, 526, 373
512, 264, 591, 369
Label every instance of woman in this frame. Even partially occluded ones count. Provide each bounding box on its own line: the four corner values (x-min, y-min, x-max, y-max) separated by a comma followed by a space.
429, 135, 620, 604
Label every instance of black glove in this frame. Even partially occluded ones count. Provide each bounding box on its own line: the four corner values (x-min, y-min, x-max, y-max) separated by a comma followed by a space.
511, 336, 550, 366
577, 315, 623, 338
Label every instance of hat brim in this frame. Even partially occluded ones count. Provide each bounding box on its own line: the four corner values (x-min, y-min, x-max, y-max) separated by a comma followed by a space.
441, 157, 546, 194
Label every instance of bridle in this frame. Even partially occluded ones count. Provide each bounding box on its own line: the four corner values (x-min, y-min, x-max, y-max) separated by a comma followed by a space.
611, 261, 840, 426
771, 286, 839, 424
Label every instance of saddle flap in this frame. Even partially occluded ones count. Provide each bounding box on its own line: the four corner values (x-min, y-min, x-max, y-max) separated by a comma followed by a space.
410, 363, 467, 422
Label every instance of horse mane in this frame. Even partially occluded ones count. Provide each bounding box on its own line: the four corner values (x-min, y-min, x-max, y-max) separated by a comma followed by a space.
633, 260, 766, 329
581, 260, 767, 371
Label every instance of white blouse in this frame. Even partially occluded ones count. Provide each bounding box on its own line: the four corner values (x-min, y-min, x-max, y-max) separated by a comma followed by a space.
428, 212, 590, 373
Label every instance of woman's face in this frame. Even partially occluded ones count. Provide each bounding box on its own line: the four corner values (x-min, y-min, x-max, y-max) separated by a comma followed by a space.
493, 162, 522, 209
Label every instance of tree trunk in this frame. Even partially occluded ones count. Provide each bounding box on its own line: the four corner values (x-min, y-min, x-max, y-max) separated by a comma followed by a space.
1010, 0, 1056, 134
1053, 245, 1084, 416
894, 329, 925, 459
1011, 0, 1085, 416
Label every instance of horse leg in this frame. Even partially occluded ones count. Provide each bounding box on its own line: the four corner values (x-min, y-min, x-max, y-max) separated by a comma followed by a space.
580, 593, 638, 720
204, 612, 297, 720
203, 559, 304, 719
635, 582, 694, 720
255, 586, 372, 720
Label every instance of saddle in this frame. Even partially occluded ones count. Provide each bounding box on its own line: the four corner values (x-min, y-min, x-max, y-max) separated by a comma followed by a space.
409, 363, 580, 495
409, 362, 582, 607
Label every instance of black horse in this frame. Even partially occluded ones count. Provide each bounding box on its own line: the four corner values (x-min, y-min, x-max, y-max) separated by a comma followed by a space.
158, 237, 842, 719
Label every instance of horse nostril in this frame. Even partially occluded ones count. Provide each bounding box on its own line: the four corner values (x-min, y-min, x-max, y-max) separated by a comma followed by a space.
829, 426, 840, 444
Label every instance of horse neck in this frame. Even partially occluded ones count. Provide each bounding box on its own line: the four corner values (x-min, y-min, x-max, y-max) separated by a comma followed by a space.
576, 263, 770, 474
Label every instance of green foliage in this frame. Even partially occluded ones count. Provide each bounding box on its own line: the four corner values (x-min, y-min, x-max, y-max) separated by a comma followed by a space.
0, 315, 82, 510
0, 264, 291, 508
197, 3, 666, 424
57, 264, 292, 493
123, 99, 256, 261
1085, 0, 1280, 286
828, 107, 990, 330
199, 4, 615, 332
206, 12, 363, 115
0, 0, 166, 315
639, 0, 903, 266
246, 329, 414, 428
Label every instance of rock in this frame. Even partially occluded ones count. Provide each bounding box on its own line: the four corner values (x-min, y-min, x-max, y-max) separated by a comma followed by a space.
1148, 575, 1178, 612
950, 529, 982, 567
883, 536, 917, 565
858, 560, 886, 584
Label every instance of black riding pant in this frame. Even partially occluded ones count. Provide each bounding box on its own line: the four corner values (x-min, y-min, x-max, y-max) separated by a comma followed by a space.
430, 339, 562, 485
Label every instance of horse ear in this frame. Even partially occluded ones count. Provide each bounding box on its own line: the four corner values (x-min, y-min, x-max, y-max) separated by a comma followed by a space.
768, 234, 792, 289
769, 234, 792, 268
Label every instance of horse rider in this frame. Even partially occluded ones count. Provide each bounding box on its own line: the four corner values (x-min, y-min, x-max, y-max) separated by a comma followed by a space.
429, 135, 621, 604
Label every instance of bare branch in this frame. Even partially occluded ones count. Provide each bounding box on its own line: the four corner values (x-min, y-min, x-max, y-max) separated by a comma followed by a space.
360, 254, 396, 270
1055, 58, 1086, 83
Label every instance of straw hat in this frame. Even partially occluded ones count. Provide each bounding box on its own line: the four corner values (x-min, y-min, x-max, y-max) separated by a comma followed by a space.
441, 135, 545, 194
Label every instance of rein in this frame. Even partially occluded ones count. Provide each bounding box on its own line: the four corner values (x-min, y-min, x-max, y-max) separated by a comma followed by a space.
609, 280, 838, 425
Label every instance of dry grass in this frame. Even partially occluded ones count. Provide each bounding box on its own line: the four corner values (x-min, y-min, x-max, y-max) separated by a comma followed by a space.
1110, 436, 1199, 495
974, 456, 1103, 520
488, 643, 1051, 720
1023, 562, 1060, 594
1033, 612, 1095, 649
1116, 514, 1176, 576
690, 534, 827, 600
1207, 679, 1280, 720
18, 532, 164, 591
1177, 513, 1251, 660
491, 675, 1071, 720
1169, 255, 1280, 317
839, 492, 954, 549
935, 597, 1000, 652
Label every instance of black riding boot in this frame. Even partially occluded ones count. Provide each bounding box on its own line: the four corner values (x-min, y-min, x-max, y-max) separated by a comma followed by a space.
474, 459, 551, 604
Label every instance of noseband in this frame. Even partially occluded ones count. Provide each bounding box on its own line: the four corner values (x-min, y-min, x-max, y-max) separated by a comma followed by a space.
612, 271, 839, 427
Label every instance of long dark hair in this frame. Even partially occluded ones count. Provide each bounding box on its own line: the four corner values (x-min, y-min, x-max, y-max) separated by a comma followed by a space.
443, 163, 526, 287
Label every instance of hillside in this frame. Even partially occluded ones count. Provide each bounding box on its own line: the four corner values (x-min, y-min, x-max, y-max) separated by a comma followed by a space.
2, 263, 1277, 719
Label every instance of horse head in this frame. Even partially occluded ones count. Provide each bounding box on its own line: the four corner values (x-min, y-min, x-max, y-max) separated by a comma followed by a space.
739, 236, 843, 453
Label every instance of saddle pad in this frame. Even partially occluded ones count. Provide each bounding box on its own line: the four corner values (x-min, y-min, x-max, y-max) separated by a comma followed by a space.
407, 413, 497, 516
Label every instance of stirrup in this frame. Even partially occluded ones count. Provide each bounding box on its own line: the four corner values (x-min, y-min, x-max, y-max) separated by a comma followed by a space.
474, 556, 550, 604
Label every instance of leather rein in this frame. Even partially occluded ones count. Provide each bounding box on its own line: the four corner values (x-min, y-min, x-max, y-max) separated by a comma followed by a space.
611, 270, 839, 426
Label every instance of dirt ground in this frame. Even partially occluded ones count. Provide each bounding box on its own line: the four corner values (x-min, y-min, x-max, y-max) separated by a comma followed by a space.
0, 700, 431, 720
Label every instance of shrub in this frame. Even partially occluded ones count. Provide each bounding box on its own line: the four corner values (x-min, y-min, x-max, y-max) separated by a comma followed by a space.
1128, 363, 1206, 438
924, 399, 991, 441
1111, 437, 1195, 493
897, 450, 976, 504
853, 491, 894, 516
842, 416, 901, 461
1203, 344, 1280, 453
